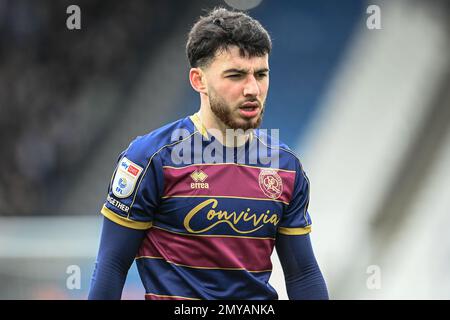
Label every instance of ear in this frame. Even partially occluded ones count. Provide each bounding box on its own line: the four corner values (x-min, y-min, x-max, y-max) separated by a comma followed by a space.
189, 67, 208, 94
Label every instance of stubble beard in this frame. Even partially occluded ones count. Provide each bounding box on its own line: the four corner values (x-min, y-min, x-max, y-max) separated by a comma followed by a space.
208, 89, 264, 131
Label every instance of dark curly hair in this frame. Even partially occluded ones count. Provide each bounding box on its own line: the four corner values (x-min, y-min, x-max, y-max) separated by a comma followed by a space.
186, 7, 272, 68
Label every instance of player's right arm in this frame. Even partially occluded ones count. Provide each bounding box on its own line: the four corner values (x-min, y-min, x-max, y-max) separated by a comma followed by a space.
88, 217, 146, 299
88, 136, 164, 299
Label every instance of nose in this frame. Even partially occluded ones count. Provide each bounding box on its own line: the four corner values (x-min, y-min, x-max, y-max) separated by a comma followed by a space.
243, 75, 260, 97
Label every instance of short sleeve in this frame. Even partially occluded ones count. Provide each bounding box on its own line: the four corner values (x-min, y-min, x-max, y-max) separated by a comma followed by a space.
278, 160, 312, 235
101, 138, 163, 230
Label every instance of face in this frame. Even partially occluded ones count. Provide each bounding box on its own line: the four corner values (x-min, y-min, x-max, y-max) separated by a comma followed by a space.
203, 46, 269, 131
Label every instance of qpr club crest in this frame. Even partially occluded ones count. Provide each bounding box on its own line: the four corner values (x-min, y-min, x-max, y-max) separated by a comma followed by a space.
258, 169, 283, 200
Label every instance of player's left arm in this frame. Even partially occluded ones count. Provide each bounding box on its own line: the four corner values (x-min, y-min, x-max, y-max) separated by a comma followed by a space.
276, 233, 329, 300
276, 157, 329, 299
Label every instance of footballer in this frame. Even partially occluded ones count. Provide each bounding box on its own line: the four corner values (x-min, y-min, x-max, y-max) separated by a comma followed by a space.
88, 8, 328, 300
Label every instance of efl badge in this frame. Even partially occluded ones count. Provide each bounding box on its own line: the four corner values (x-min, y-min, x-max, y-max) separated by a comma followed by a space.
112, 157, 143, 198
258, 169, 283, 200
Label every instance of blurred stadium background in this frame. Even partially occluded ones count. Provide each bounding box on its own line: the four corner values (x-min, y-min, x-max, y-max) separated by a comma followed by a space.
0, 0, 449, 299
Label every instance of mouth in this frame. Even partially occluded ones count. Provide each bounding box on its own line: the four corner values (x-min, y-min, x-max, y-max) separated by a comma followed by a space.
239, 101, 260, 118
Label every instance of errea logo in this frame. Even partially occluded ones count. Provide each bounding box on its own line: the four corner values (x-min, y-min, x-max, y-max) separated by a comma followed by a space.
190, 169, 209, 189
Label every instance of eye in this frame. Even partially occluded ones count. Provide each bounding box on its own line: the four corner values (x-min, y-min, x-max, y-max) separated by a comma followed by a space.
256, 73, 268, 79
226, 74, 242, 78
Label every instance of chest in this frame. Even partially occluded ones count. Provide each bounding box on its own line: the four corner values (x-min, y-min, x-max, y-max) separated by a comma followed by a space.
154, 164, 295, 238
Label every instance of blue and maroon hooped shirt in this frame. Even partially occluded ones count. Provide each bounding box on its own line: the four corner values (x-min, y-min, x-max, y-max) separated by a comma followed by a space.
101, 113, 312, 300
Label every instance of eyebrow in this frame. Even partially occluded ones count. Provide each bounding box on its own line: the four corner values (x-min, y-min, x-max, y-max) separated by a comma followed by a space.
222, 68, 270, 75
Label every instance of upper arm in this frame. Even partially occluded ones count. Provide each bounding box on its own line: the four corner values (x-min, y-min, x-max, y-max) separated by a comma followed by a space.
277, 158, 316, 276
90, 137, 164, 299
278, 158, 312, 236
276, 159, 328, 299
101, 137, 164, 230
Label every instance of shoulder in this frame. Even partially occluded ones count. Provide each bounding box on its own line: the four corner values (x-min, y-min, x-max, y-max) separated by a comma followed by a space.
253, 129, 305, 172
121, 116, 194, 168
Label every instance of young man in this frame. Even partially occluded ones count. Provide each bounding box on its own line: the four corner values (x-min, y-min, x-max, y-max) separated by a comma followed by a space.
89, 8, 328, 300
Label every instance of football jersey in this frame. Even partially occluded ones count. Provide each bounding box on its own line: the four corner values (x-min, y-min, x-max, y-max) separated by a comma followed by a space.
101, 113, 312, 300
